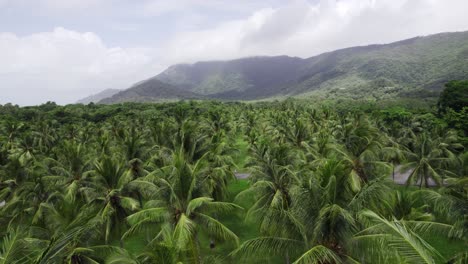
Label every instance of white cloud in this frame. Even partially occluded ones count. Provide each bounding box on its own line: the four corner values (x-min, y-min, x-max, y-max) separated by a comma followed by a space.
141, 0, 276, 17
2, 0, 468, 105
42, 0, 107, 9
162, 0, 468, 62
0, 27, 161, 105
0, 0, 108, 10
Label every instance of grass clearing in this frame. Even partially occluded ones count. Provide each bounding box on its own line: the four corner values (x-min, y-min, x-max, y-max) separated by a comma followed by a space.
232, 136, 250, 171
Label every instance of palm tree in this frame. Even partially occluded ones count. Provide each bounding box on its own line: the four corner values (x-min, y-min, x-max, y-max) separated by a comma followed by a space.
201, 131, 237, 201
336, 114, 387, 183
41, 140, 92, 206
402, 132, 458, 188
32, 121, 57, 155
1, 120, 24, 150
120, 126, 148, 162
124, 149, 241, 263
382, 143, 406, 181
1, 98, 467, 263
84, 157, 140, 244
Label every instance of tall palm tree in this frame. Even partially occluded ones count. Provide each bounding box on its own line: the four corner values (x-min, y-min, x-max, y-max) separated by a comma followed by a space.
124, 149, 241, 263
336, 114, 387, 183
402, 132, 458, 188
84, 157, 140, 244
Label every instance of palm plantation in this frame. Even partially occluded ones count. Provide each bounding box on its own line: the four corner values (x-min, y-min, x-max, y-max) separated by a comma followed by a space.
0, 90, 467, 263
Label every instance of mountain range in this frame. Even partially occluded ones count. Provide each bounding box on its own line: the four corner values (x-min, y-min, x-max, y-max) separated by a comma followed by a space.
77, 31, 468, 104
77, 89, 121, 104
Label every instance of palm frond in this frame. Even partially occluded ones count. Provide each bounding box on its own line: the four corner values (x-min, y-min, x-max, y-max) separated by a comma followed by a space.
231, 237, 303, 259
196, 213, 239, 245
186, 197, 213, 215
293, 245, 342, 264
126, 207, 168, 226
355, 210, 443, 264
0, 230, 46, 264
173, 213, 196, 250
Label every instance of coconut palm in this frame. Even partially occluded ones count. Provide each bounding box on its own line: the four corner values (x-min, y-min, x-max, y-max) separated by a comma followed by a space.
381, 137, 407, 181
83, 157, 140, 244
1, 98, 466, 263
336, 114, 388, 182
124, 149, 241, 263
402, 132, 458, 188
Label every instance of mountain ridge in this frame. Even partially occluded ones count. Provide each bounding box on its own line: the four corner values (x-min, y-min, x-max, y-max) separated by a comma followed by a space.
99, 79, 202, 104
98, 31, 468, 103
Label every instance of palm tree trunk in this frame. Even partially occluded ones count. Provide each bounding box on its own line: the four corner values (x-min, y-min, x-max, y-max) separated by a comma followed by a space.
419, 172, 423, 189
285, 251, 290, 264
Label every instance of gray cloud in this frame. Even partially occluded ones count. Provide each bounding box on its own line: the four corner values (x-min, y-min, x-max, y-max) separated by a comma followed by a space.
1, 0, 468, 105
164, 0, 468, 62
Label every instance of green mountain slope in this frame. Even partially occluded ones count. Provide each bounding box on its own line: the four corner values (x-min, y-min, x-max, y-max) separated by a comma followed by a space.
99, 79, 202, 104
156, 55, 306, 99
291, 31, 468, 99
98, 31, 468, 103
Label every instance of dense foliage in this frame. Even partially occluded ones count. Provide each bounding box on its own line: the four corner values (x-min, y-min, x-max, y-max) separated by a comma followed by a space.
0, 98, 466, 264
438, 80, 468, 112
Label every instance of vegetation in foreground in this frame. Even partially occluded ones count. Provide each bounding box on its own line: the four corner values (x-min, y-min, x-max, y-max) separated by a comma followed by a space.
0, 83, 467, 263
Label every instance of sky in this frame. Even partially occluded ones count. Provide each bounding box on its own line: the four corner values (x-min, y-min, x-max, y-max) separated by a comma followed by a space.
1, 0, 468, 105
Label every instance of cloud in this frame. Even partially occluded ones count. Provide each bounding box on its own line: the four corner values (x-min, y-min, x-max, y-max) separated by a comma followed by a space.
2, 0, 468, 105
0, 27, 161, 105
141, 0, 278, 17
0, 0, 108, 10
42, 0, 107, 9
162, 0, 468, 63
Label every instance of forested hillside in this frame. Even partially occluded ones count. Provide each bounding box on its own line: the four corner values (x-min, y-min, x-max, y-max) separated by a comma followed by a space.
100, 31, 468, 103
99, 79, 202, 104
0, 86, 467, 263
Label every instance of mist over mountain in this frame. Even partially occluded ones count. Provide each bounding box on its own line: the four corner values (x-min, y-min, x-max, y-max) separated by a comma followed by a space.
99, 79, 202, 104
98, 31, 468, 103
77, 89, 121, 104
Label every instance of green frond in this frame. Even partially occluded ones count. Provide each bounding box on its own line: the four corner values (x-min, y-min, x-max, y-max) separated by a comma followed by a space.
186, 197, 213, 216
173, 213, 196, 250
126, 207, 168, 226
105, 250, 139, 264
64, 180, 80, 204
126, 180, 159, 199
198, 201, 243, 215
120, 197, 140, 211
293, 245, 342, 264
450, 251, 468, 264
355, 210, 443, 264
348, 176, 392, 212
36, 226, 87, 264
231, 237, 303, 260
348, 169, 362, 193
69, 245, 129, 264
196, 213, 239, 245
0, 230, 45, 264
